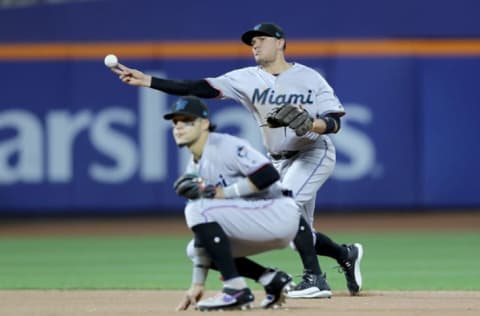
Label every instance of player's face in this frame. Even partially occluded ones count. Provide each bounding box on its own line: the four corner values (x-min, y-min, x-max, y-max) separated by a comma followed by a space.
251, 36, 282, 65
171, 115, 203, 147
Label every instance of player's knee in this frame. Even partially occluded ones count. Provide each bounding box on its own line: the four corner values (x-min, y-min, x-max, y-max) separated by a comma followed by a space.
186, 239, 211, 266
289, 240, 298, 251
186, 239, 196, 261
184, 200, 202, 214
184, 201, 205, 228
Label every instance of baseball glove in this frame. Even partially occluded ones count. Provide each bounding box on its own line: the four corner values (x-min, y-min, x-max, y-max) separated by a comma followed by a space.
173, 174, 216, 200
266, 105, 314, 136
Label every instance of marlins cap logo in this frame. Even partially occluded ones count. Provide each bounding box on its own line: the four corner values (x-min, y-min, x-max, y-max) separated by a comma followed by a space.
174, 99, 188, 111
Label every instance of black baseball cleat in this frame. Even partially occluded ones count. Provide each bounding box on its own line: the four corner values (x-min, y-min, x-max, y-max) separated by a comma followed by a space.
195, 287, 254, 311
260, 269, 293, 309
338, 243, 364, 295
286, 270, 332, 298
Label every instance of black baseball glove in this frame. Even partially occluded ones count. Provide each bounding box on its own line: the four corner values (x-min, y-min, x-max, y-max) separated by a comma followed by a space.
266, 105, 314, 136
173, 174, 216, 200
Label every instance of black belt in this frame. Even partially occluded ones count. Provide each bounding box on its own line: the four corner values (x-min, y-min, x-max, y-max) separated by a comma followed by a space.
270, 151, 299, 160
282, 189, 293, 197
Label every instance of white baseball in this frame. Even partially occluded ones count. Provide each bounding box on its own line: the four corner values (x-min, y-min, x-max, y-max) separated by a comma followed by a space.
104, 54, 118, 68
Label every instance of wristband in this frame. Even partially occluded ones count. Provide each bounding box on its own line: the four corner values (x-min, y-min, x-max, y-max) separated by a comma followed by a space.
222, 178, 255, 198
322, 116, 338, 133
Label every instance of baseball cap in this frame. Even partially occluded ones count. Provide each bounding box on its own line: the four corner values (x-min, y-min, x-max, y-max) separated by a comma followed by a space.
241, 22, 285, 46
163, 96, 209, 120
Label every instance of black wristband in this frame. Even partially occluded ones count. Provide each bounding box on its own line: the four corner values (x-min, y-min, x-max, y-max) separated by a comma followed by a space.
322, 116, 338, 134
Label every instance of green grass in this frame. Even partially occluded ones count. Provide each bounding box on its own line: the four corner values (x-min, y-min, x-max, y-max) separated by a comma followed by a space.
0, 232, 478, 290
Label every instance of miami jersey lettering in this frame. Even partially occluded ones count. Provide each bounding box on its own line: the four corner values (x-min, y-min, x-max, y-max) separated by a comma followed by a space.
206, 63, 344, 153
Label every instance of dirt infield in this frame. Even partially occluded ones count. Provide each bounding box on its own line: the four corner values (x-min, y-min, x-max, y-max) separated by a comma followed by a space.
0, 290, 479, 316
0, 211, 479, 315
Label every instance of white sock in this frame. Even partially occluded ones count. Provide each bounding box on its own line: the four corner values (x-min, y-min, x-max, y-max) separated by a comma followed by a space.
223, 276, 248, 290
258, 270, 276, 286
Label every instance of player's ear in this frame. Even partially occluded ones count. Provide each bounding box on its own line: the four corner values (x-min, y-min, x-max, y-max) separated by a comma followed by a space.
200, 118, 210, 131
277, 38, 286, 51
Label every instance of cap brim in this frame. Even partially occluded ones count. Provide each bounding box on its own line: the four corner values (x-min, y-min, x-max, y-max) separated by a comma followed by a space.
163, 111, 200, 120
241, 30, 273, 46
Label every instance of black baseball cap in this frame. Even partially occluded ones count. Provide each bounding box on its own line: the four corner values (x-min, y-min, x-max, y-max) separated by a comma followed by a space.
241, 23, 285, 46
163, 96, 209, 120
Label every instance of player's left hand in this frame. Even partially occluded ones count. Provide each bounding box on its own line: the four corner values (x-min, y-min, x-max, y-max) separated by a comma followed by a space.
176, 284, 205, 311
266, 105, 313, 136
173, 174, 217, 200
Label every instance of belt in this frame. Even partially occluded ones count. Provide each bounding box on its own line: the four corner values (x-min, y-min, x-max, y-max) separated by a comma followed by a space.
270, 151, 299, 160
282, 189, 293, 197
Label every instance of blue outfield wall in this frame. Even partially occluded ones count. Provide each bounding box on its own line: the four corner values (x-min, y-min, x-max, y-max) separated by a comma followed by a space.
1, 0, 480, 41
0, 0, 479, 214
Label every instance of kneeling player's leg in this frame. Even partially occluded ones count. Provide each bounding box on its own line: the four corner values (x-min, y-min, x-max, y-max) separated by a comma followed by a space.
190, 223, 255, 311
235, 257, 292, 309
191, 222, 246, 289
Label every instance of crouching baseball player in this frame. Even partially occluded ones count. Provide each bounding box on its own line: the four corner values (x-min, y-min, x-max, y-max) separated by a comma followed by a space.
166, 96, 304, 311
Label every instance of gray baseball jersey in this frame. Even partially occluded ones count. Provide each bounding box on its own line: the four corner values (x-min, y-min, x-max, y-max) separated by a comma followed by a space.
206, 63, 344, 227
183, 132, 300, 257
206, 63, 344, 153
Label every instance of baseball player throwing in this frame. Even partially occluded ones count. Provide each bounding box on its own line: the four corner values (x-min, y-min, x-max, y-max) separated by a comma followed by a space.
111, 22, 363, 298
